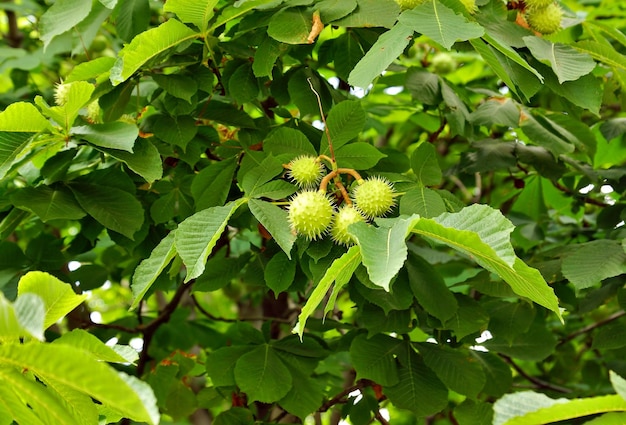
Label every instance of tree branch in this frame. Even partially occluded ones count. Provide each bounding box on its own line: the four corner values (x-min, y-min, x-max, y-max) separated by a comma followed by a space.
558, 310, 626, 347
501, 355, 572, 394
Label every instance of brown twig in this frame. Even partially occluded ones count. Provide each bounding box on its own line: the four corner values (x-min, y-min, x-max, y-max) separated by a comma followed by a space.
501, 355, 572, 393
191, 294, 293, 324
558, 310, 626, 347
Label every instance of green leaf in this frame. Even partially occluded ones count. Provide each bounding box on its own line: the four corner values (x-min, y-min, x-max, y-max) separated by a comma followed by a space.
455, 399, 493, 425
332, 0, 400, 29
411, 205, 561, 318
484, 323, 556, 361
444, 294, 489, 340
0, 102, 53, 132
130, 232, 177, 310
294, 246, 361, 338
520, 112, 574, 156
399, 0, 484, 50
385, 343, 448, 417
18, 271, 87, 330
0, 293, 27, 342
469, 98, 520, 128
493, 392, 626, 425
69, 183, 144, 239
470, 351, 512, 398
523, 37, 596, 84
191, 157, 237, 210
40, 0, 92, 49
417, 343, 486, 398
163, 0, 218, 33
52, 329, 134, 363
348, 22, 414, 89
152, 73, 198, 103
241, 155, 284, 195
211, 0, 281, 30
334, 143, 385, 170
0, 132, 34, 180
0, 375, 46, 425
176, 199, 246, 281
411, 142, 442, 186
268, 7, 314, 45
229, 63, 259, 105
206, 346, 254, 387
264, 127, 317, 158
562, 240, 626, 290
0, 343, 159, 425
95, 138, 163, 184
249, 179, 296, 200
10, 186, 86, 222
38, 82, 95, 130
110, 19, 199, 85
406, 252, 457, 321
248, 199, 296, 258
399, 187, 447, 218
66, 57, 116, 83
574, 40, 626, 72
213, 407, 254, 425
318, 0, 358, 22
234, 344, 293, 403
152, 115, 197, 151
320, 100, 368, 154
264, 251, 296, 294
349, 215, 420, 291
350, 333, 402, 386
72, 122, 138, 151
610, 371, 626, 401
13, 294, 46, 341
279, 367, 324, 420
253, 36, 284, 78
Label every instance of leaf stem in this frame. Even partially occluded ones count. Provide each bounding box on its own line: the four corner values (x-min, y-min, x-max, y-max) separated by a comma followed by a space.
307, 77, 335, 162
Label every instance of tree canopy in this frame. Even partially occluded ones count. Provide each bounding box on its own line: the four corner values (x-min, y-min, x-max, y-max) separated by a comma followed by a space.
1, 0, 626, 424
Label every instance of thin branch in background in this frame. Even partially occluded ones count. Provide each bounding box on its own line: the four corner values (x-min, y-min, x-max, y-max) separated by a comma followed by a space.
501, 355, 572, 394
373, 409, 390, 425
558, 310, 626, 347
191, 294, 294, 324
307, 77, 336, 162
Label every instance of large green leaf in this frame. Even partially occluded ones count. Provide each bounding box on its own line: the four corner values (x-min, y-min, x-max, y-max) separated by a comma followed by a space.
248, 199, 296, 259
493, 392, 626, 425
0, 375, 46, 425
385, 342, 449, 417
400, 187, 447, 218
0, 343, 158, 425
406, 252, 457, 321
163, 0, 218, 33
0, 132, 34, 180
130, 232, 177, 310
333, 143, 385, 170
264, 127, 317, 158
350, 333, 402, 386
110, 19, 199, 85
348, 22, 414, 89
417, 343, 486, 399
484, 323, 556, 361
40, 0, 92, 49
176, 199, 246, 281
399, 0, 484, 50
95, 139, 163, 184
264, 251, 296, 294
206, 346, 254, 387
234, 344, 293, 403
36, 82, 95, 130
562, 240, 626, 290
523, 37, 596, 84
191, 157, 238, 210
320, 100, 367, 154
18, 271, 87, 330
349, 215, 421, 291
72, 122, 138, 152
0, 102, 53, 132
69, 183, 144, 239
268, 7, 314, 45
411, 142, 442, 186
574, 40, 626, 71
294, 246, 361, 338
10, 186, 86, 222
331, 0, 400, 29
52, 329, 135, 364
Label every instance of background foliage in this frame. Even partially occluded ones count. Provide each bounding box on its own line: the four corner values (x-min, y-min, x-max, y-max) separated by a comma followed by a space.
1, 0, 626, 424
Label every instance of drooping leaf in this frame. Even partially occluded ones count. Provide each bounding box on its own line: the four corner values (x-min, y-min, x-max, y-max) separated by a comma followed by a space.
349, 215, 421, 291
562, 240, 626, 290
350, 333, 402, 386
176, 199, 246, 281
411, 142, 442, 186
333, 143, 386, 170
72, 122, 138, 151
52, 329, 134, 364
400, 187, 447, 218
264, 127, 317, 158
110, 19, 199, 85
234, 344, 293, 403
69, 183, 144, 239
0, 132, 35, 180
241, 155, 284, 195
130, 232, 177, 310
294, 246, 361, 338
248, 199, 296, 259
191, 157, 238, 210
10, 186, 86, 222
268, 7, 314, 44
406, 252, 458, 321
17, 271, 87, 330
95, 138, 163, 184
399, 0, 484, 50
264, 251, 296, 294
206, 346, 254, 387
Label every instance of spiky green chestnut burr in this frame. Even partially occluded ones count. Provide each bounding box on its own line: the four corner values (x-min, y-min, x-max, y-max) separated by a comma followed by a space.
352, 177, 396, 218
288, 190, 334, 240
524, 0, 555, 9
331, 205, 366, 246
526, 3, 563, 34
287, 155, 323, 188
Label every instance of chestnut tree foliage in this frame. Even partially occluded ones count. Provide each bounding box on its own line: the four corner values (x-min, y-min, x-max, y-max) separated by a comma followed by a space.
2, 0, 626, 424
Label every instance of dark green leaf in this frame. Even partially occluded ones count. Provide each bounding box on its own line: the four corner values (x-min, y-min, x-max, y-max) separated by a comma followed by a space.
350, 333, 402, 386
234, 344, 292, 403
11, 186, 86, 222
